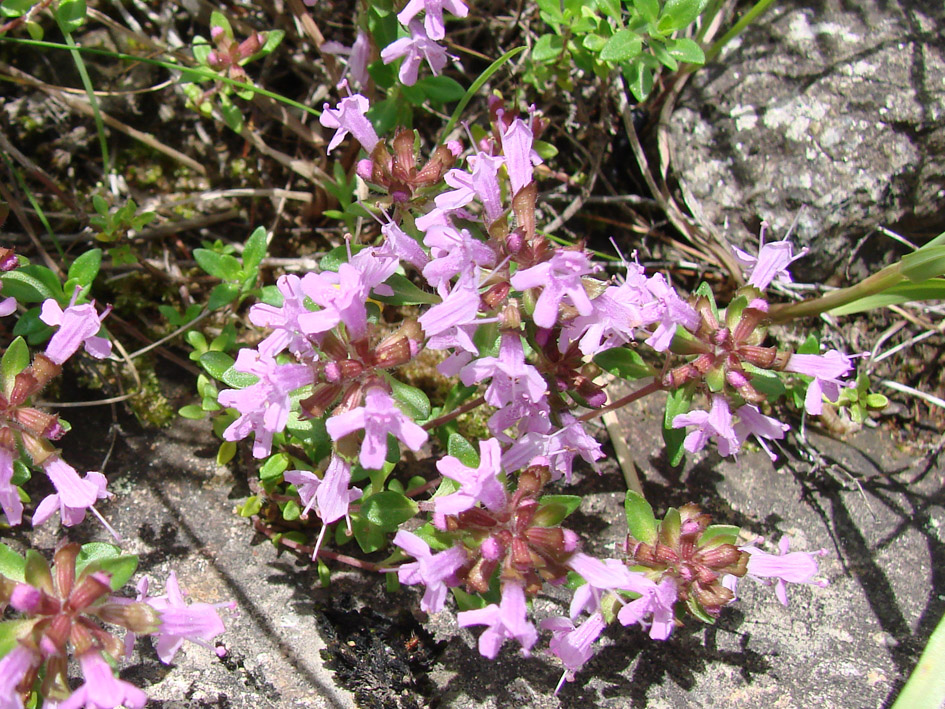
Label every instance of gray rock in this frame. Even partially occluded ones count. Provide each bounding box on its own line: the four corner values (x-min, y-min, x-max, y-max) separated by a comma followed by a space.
668, 0, 945, 280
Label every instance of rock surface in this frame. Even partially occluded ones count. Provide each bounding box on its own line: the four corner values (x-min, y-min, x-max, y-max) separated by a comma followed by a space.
668, 0, 945, 280
15, 390, 940, 708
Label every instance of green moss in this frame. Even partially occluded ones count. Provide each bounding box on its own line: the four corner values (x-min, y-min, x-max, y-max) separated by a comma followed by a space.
128, 364, 175, 427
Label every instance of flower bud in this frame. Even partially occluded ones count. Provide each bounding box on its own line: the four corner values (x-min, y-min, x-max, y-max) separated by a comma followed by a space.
97, 601, 161, 634
67, 572, 112, 612
10, 583, 44, 613
480, 282, 510, 310
0, 247, 17, 271
12, 408, 62, 440
238, 32, 263, 60
356, 159, 374, 181
480, 535, 505, 562
300, 384, 342, 418
28, 354, 61, 392
210, 25, 226, 42
696, 543, 746, 572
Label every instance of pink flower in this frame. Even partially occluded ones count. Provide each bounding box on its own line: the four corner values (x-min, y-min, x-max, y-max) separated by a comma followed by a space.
248, 274, 316, 358
382, 221, 429, 271
299, 263, 371, 340
59, 650, 147, 709
616, 577, 678, 640
784, 350, 855, 415
541, 611, 607, 681
0, 644, 40, 709
33, 457, 110, 528
40, 290, 112, 365
500, 117, 541, 195
418, 268, 483, 353
319, 94, 378, 154
0, 446, 23, 526
322, 30, 372, 88
643, 273, 699, 352
434, 438, 506, 515
392, 530, 467, 613
734, 404, 790, 461
380, 20, 450, 86
284, 455, 360, 525
460, 332, 547, 409
733, 236, 808, 291
511, 251, 597, 329
566, 553, 653, 617
218, 349, 314, 459
737, 536, 828, 606
672, 394, 740, 457
457, 582, 537, 659
397, 0, 469, 41
145, 571, 230, 664
325, 386, 428, 470
421, 222, 496, 289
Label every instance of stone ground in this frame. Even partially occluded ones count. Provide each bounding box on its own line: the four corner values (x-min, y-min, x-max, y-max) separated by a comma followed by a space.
7, 380, 941, 709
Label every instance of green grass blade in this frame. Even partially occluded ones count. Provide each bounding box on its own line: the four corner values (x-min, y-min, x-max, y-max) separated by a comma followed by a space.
829, 279, 945, 315
62, 31, 110, 175
892, 609, 945, 709
438, 46, 526, 145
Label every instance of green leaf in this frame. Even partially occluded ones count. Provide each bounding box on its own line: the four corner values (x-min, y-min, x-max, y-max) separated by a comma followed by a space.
533, 34, 565, 63
660, 0, 708, 32
219, 97, 245, 133
699, 524, 740, 547
663, 384, 694, 466
0, 619, 34, 658
624, 490, 658, 544
534, 495, 582, 527
375, 274, 439, 306
241, 226, 268, 278
447, 433, 479, 468
217, 442, 237, 466
416, 75, 465, 104
56, 0, 86, 33
594, 347, 655, 380
260, 454, 289, 482
208, 282, 241, 310
67, 249, 102, 287
632, 0, 659, 24
388, 376, 431, 421
239, 495, 262, 517
76, 543, 138, 591
0, 543, 25, 582
623, 59, 655, 102
0, 266, 62, 303
178, 404, 206, 420
260, 29, 285, 56
686, 594, 716, 623
650, 42, 679, 71
209, 11, 232, 38
600, 29, 643, 63
659, 506, 681, 545
582, 33, 608, 53
1, 0, 38, 18
533, 139, 558, 160
1, 336, 29, 399
25, 19, 42, 39
361, 490, 418, 529
666, 37, 705, 65
194, 249, 242, 281
198, 351, 236, 381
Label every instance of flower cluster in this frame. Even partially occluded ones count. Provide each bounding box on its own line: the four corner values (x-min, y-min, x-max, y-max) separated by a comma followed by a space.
0, 259, 117, 533
214, 78, 844, 690
0, 542, 231, 709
